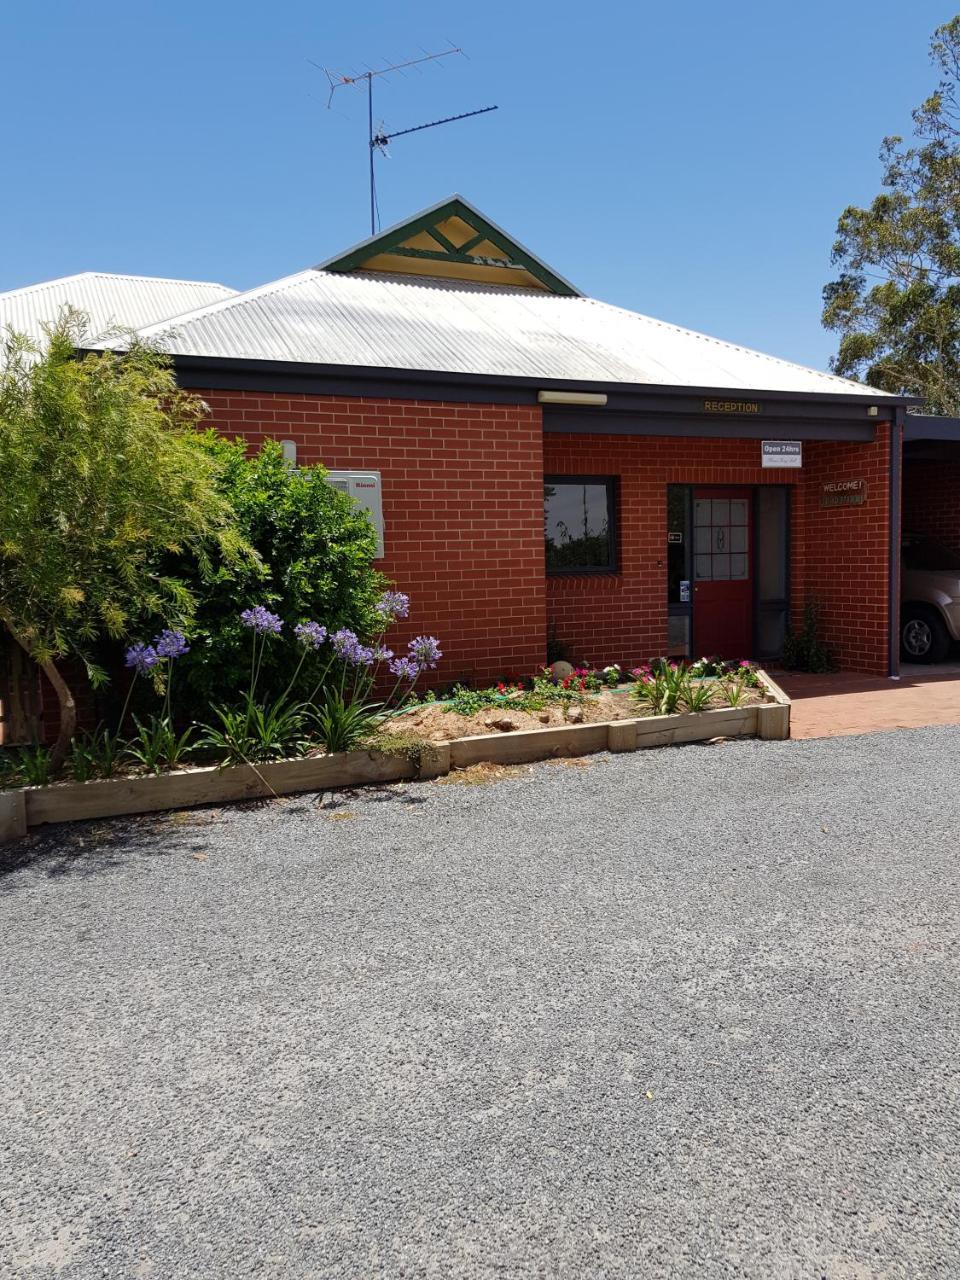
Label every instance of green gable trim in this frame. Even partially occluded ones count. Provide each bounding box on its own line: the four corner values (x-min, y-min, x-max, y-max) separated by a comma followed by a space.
321, 197, 581, 297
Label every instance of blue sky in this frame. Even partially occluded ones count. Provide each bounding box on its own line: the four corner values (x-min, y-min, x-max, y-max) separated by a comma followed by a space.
2, 1, 952, 371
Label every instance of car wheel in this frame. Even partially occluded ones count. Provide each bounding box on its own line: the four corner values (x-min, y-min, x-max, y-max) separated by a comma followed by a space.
901, 606, 951, 663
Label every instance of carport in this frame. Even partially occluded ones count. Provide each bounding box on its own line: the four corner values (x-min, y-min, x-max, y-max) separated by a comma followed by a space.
901, 414, 960, 662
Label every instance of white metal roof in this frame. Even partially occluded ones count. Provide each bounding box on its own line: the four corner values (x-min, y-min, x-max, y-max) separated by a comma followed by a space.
0, 271, 237, 351
129, 267, 889, 398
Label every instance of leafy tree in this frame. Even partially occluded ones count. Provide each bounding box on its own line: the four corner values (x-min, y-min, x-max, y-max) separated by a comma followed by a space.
823, 17, 960, 413
168, 434, 387, 707
0, 315, 246, 769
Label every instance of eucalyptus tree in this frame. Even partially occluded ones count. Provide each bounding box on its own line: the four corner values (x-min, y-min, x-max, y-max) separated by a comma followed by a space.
823, 17, 960, 413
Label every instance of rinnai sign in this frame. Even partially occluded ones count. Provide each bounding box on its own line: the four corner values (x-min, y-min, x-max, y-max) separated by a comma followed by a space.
821, 479, 867, 508
761, 440, 803, 468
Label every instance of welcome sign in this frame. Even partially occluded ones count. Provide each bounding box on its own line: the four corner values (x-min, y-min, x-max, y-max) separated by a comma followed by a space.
821, 479, 866, 507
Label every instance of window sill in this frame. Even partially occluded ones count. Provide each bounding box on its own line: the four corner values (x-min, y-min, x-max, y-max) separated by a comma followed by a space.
547, 570, 622, 586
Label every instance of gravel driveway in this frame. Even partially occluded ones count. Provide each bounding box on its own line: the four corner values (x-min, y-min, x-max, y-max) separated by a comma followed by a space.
2, 727, 959, 1279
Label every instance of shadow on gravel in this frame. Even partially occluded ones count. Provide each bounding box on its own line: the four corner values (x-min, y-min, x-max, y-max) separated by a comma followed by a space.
0, 781, 431, 885
0, 805, 235, 886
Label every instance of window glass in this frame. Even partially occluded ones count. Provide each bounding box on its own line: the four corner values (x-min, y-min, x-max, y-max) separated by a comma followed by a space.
544, 479, 615, 572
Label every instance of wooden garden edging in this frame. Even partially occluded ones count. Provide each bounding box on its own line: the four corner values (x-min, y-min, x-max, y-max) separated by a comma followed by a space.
0, 672, 790, 842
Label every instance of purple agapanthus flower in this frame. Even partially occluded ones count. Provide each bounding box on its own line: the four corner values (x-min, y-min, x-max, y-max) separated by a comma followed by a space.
331, 628, 375, 665
295, 621, 328, 650
369, 645, 394, 662
407, 635, 442, 669
388, 655, 421, 682
125, 642, 159, 676
154, 629, 190, 659
240, 606, 283, 635
374, 590, 410, 624
331, 628, 360, 660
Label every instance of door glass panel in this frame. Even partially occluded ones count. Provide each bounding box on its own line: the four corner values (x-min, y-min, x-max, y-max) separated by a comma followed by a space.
757, 609, 787, 657
667, 614, 690, 654
755, 487, 789, 659
756, 488, 787, 600
697, 493, 750, 582
667, 486, 690, 604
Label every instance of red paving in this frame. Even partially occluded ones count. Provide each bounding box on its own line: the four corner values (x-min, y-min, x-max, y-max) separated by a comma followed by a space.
774, 667, 960, 739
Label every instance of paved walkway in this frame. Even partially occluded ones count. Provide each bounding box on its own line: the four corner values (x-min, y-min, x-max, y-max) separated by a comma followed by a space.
776, 663, 960, 738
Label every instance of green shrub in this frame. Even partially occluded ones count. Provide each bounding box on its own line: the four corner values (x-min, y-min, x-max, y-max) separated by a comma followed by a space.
167, 435, 387, 707
0, 317, 245, 770
782, 601, 835, 673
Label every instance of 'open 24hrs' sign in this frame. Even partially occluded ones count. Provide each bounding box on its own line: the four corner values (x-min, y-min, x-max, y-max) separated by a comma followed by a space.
761, 440, 803, 468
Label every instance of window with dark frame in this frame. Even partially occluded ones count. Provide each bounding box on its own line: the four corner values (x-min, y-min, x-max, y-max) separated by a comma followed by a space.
544, 476, 617, 573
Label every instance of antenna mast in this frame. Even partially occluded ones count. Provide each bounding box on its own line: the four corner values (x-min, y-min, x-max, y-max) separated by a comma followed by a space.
312, 45, 497, 235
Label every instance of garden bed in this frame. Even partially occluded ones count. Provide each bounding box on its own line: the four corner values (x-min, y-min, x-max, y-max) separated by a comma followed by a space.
379, 682, 767, 743
0, 671, 790, 843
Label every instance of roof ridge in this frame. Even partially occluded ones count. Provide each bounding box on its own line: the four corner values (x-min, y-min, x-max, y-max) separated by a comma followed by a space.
0, 271, 237, 301
131, 269, 316, 339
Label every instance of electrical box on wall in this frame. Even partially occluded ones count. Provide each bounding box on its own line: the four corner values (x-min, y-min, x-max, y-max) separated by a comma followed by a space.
326, 471, 385, 558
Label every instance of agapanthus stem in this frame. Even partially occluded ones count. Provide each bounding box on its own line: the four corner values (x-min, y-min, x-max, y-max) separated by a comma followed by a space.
277, 647, 310, 709
117, 673, 138, 737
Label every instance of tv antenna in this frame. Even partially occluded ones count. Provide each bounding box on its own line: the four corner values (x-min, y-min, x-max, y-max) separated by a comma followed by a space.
311, 45, 498, 235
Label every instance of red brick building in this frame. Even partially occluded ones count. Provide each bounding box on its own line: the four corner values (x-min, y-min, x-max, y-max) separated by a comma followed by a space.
134, 196, 907, 681
1, 197, 925, 741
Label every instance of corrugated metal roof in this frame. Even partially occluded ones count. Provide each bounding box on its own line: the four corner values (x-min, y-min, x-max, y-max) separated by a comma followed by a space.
0, 272, 236, 350
131, 267, 891, 398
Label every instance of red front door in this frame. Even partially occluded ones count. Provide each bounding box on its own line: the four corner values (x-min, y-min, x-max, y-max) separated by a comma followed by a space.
693, 488, 753, 658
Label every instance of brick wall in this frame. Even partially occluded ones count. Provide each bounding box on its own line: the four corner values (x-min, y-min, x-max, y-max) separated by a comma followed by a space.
903, 457, 960, 550
543, 433, 804, 668
797, 425, 893, 674
198, 391, 548, 684
543, 428, 893, 675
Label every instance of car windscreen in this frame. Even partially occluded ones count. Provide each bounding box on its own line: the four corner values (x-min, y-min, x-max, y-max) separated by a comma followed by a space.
903, 540, 960, 570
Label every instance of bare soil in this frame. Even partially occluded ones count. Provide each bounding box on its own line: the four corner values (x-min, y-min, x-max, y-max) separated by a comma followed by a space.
381, 685, 765, 744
